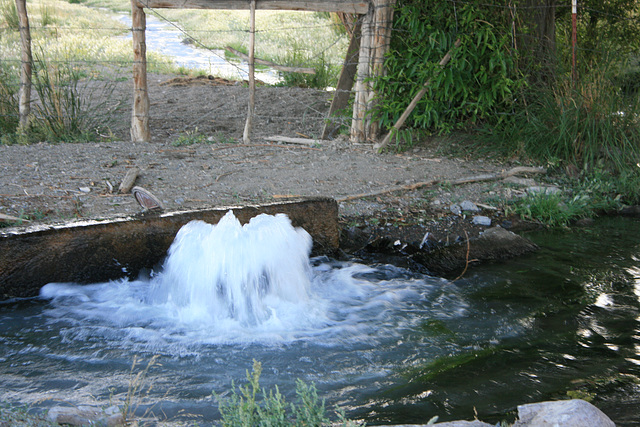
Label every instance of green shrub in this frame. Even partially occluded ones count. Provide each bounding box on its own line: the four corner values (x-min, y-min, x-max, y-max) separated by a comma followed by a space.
372, 0, 520, 137
216, 360, 338, 427
18, 49, 124, 143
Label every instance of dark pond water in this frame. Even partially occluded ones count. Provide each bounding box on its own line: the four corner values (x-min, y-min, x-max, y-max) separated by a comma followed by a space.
0, 216, 638, 425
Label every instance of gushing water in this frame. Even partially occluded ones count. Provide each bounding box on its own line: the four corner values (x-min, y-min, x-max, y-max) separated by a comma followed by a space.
39, 211, 457, 351
148, 212, 317, 328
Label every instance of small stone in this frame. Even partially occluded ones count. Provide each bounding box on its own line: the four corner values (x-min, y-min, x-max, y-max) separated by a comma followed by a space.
472, 216, 492, 226
460, 200, 480, 212
449, 204, 462, 215
78, 187, 91, 193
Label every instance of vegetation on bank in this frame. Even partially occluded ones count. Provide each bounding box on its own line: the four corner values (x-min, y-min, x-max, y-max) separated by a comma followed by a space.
372, 0, 640, 225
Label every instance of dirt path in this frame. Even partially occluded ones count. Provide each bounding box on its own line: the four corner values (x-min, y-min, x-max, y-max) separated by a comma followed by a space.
1, 74, 538, 232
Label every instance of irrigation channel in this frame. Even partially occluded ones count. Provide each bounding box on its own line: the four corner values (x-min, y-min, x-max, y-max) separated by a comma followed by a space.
0, 213, 639, 425
117, 13, 280, 84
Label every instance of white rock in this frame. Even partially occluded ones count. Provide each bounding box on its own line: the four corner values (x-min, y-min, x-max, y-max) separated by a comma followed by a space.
513, 399, 615, 427
47, 405, 125, 426
460, 200, 480, 212
472, 216, 492, 226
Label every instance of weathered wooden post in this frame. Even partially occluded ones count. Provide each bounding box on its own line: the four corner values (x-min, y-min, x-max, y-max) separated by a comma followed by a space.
131, 0, 150, 142
349, 0, 395, 144
350, 3, 372, 143
242, 0, 256, 144
15, 0, 32, 131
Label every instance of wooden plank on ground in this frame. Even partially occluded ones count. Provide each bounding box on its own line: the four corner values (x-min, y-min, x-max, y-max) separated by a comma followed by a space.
264, 136, 322, 146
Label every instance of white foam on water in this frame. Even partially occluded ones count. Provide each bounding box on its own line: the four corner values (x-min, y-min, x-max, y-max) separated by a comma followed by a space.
40, 211, 461, 354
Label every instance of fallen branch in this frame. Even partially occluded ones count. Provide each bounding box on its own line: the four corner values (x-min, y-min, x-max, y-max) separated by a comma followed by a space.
336, 166, 546, 202
225, 46, 316, 74
0, 213, 29, 223
211, 143, 321, 151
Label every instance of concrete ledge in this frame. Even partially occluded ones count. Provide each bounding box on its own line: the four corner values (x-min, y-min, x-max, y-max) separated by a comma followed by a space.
0, 197, 338, 298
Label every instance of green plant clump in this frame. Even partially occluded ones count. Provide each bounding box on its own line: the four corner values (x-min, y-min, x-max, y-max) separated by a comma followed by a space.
216, 360, 355, 427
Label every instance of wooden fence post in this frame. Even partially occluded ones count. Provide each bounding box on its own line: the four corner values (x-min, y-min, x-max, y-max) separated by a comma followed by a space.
350, 3, 373, 143
242, 0, 256, 144
350, 0, 395, 144
131, 0, 150, 142
15, 0, 32, 131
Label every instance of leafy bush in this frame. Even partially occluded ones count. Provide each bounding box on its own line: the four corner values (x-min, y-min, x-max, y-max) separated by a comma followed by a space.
216, 360, 351, 427
372, 0, 520, 136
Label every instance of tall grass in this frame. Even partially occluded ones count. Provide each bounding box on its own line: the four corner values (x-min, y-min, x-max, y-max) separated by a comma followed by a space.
0, 63, 20, 138
479, 62, 640, 207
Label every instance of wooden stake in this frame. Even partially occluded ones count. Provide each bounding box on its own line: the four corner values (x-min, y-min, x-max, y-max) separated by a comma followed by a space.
131, 0, 150, 142
350, 5, 373, 143
374, 39, 461, 152
242, 0, 256, 144
15, 0, 32, 131
321, 17, 361, 140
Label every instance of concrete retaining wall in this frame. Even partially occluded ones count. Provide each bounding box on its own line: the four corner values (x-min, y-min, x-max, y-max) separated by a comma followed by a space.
0, 197, 338, 298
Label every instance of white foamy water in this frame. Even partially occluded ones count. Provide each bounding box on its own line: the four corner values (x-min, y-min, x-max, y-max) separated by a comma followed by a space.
39, 211, 462, 354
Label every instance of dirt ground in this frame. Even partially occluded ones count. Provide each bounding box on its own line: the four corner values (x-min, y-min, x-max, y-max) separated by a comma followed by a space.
1, 74, 545, 242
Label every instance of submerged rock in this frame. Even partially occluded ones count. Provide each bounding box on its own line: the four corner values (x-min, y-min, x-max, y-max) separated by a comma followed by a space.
411, 226, 538, 277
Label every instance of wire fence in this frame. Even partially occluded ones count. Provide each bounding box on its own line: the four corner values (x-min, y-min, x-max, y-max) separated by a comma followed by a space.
0, 0, 638, 142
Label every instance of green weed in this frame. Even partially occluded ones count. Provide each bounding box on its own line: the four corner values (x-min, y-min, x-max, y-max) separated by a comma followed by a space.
216, 360, 354, 427
0, 0, 18, 30
0, 63, 20, 139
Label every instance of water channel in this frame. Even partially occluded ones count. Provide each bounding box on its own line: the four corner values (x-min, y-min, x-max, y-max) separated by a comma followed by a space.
0, 215, 639, 425
117, 13, 280, 84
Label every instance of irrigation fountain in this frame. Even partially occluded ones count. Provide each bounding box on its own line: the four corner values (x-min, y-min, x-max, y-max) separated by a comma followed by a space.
0, 211, 639, 425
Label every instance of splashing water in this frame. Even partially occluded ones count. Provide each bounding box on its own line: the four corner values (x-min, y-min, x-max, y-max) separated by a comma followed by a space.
39, 211, 459, 352
147, 211, 317, 328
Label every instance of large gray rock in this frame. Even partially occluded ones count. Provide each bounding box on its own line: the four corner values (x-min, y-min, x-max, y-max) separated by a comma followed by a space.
392, 421, 493, 427
513, 399, 615, 427
47, 405, 124, 426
